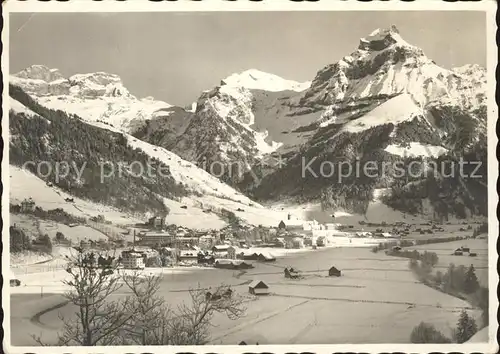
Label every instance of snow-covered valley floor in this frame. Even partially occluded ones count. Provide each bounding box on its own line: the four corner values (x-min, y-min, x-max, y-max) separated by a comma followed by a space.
9, 241, 487, 346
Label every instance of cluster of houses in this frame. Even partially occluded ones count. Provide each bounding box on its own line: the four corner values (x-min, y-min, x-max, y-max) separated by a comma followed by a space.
136, 216, 322, 251
453, 246, 478, 257
119, 241, 280, 269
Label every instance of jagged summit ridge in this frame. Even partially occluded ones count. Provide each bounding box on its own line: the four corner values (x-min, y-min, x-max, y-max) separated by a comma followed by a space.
14, 64, 65, 83
299, 26, 485, 111
358, 25, 412, 51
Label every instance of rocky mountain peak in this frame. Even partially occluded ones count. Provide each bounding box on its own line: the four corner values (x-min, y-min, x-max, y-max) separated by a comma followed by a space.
297, 25, 484, 110
14, 64, 65, 83
357, 25, 408, 51
10, 66, 173, 133
68, 72, 132, 99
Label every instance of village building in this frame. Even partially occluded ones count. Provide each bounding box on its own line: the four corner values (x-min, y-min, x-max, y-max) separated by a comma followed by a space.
274, 237, 286, 248
278, 220, 286, 230
160, 247, 176, 257
80, 239, 91, 249
148, 215, 166, 229
178, 250, 199, 265
174, 237, 199, 249
212, 244, 231, 258
238, 251, 260, 261
234, 239, 249, 248
257, 252, 276, 262
227, 246, 237, 260
122, 251, 145, 269
214, 259, 253, 270
248, 280, 269, 295
325, 223, 340, 230
198, 251, 215, 264
328, 266, 342, 277
199, 235, 215, 249
268, 228, 278, 238
292, 237, 304, 249
139, 231, 174, 247
20, 198, 35, 213
355, 231, 372, 238
9, 269, 21, 287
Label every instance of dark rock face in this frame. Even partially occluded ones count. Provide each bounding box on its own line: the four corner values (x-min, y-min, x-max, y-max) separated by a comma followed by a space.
358, 35, 397, 51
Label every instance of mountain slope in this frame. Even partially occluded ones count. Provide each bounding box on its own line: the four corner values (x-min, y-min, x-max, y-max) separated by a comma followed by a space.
9, 84, 303, 228
246, 26, 487, 219
9, 83, 187, 215
137, 70, 314, 184
10, 25, 487, 221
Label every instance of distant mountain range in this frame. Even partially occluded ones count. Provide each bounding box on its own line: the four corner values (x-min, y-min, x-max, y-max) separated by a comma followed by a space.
9, 25, 488, 222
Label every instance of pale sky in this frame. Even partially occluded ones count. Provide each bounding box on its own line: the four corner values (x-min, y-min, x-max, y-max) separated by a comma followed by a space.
9, 11, 486, 106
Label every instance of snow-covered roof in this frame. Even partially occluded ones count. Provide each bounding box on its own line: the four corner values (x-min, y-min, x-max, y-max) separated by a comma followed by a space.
248, 280, 269, 289
258, 252, 275, 259
215, 259, 243, 265
179, 250, 197, 257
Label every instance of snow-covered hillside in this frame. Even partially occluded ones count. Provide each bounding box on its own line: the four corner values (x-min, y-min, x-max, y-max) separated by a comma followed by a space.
222, 69, 311, 92
341, 93, 423, 133
10, 65, 174, 133
158, 70, 314, 181
8, 95, 301, 229
9, 25, 487, 221
384, 142, 448, 158
9, 165, 142, 224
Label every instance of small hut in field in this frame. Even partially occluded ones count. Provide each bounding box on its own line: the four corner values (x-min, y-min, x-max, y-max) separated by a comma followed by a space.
328, 266, 341, 277
248, 280, 269, 295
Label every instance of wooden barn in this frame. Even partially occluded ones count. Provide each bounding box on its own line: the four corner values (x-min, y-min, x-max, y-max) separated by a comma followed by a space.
248, 280, 269, 295
257, 252, 276, 262
328, 266, 341, 277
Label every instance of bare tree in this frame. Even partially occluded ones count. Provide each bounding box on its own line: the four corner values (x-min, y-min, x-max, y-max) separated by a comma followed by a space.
34, 249, 135, 346
33, 249, 247, 346
119, 272, 173, 345
119, 278, 246, 345
171, 284, 246, 345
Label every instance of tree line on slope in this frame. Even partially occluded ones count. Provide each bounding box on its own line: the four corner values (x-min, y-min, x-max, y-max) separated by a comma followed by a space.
9, 84, 188, 215
406, 254, 487, 344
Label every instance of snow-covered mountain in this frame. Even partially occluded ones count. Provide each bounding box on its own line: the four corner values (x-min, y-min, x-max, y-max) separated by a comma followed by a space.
298, 26, 486, 110
246, 26, 487, 219
8, 86, 304, 229
222, 69, 311, 92
137, 70, 314, 183
143, 27, 486, 192
9, 25, 487, 220
10, 65, 175, 133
